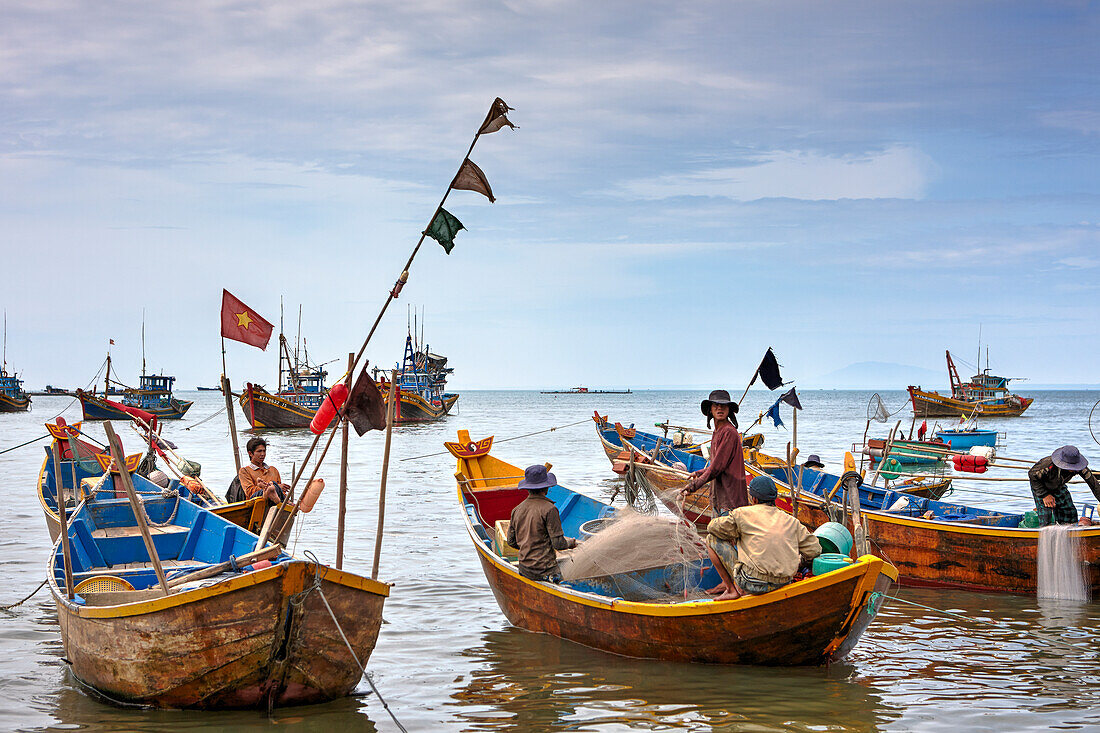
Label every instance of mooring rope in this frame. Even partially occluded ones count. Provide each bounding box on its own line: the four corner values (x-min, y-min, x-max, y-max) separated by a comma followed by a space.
0, 433, 49, 456
50, 356, 109, 420
1090, 399, 1100, 449
184, 404, 228, 431
300, 552, 408, 732
399, 418, 592, 462
0, 578, 48, 610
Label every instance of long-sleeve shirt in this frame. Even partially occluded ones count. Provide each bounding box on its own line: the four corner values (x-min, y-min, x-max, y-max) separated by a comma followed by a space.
507, 494, 575, 578
689, 420, 748, 514
238, 463, 282, 499
707, 503, 821, 584
1028, 456, 1100, 524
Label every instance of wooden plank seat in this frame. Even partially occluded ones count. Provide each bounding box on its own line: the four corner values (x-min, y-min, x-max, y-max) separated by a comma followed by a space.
91, 524, 189, 539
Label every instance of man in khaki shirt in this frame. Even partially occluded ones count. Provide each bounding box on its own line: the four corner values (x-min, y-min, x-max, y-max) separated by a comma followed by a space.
506, 465, 577, 581
705, 475, 821, 600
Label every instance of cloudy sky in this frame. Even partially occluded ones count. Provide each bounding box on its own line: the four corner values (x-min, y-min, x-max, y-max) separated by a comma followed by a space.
2, 1, 1098, 390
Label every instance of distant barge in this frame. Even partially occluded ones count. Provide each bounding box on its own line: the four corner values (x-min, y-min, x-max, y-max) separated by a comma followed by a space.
540, 386, 632, 394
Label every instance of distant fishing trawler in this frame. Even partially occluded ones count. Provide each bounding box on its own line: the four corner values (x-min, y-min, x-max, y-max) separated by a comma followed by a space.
540, 386, 632, 394
908, 350, 1032, 418
239, 308, 331, 429
374, 330, 458, 423
0, 314, 30, 412
77, 346, 193, 421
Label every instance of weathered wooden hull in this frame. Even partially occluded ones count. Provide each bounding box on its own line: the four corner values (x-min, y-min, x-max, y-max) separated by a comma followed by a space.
466, 507, 893, 665
239, 384, 314, 428
0, 391, 31, 411
79, 393, 192, 420
50, 560, 388, 709
908, 386, 1032, 417
384, 388, 459, 423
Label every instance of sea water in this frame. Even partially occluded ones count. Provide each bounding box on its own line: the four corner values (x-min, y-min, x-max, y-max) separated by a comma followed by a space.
1037, 525, 1089, 602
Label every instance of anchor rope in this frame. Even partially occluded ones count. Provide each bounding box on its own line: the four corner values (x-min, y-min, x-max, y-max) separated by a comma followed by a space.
0, 578, 48, 610
184, 404, 228, 430
400, 418, 591, 462
299, 552, 407, 732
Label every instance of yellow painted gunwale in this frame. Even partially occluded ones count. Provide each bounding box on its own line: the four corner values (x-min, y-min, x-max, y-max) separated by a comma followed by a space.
455, 449, 896, 620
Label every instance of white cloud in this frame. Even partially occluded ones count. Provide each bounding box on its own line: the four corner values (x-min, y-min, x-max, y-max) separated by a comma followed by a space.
617, 146, 935, 201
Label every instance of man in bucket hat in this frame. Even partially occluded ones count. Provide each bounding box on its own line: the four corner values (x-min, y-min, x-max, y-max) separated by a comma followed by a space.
506, 465, 578, 582
704, 476, 821, 600
1028, 446, 1100, 526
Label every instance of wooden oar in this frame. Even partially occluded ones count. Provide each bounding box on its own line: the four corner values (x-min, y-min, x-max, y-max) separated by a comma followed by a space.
51, 443, 75, 599
166, 544, 281, 588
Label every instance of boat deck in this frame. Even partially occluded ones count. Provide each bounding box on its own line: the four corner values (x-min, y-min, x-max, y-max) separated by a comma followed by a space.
91, 524, 188, 539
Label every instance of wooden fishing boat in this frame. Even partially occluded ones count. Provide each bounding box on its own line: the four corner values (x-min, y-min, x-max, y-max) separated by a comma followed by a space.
746, 450, 1100, 596
78, 374, 193, 421
48, 487, 388, 709
375, 332, 458, 423
935, 429, 998, 450
37, 420, 294, 544
592, 412, 704, 458
448, 429, 896, 666
908, 350, 1032, 417
0, 365, 30, 412
238, 319, 331, 429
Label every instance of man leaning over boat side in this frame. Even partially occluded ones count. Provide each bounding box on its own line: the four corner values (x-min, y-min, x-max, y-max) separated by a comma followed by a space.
238, 437, 288, 504
704, 476, 822, 601
506, 465, 577, 582
1028, 445, 1100, 526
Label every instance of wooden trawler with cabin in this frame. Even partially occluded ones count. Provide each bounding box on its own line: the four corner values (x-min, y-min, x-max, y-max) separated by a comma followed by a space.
374, 331, 459, 423
0, 316, 30, 412
449, 429, 896, 665
77, 348, 193, 420
908, 350, 1033, 417
239, 321, 331, 429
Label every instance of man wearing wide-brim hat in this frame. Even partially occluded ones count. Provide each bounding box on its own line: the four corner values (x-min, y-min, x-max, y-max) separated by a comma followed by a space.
506, 465, 578, 582
1028, 446, 1100, 526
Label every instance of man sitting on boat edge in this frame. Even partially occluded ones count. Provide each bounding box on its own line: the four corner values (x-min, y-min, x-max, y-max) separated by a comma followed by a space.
1028, 445, 1100, 526
237, 437, 289, 504
705, 476, 822, 601
507, 465, 578, 582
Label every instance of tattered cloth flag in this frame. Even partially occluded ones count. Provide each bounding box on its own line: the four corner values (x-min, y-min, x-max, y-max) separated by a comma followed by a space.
765, 398, 784, 428
779, 387, 802, 410
425, 208, 465, 254
345, 367, 387, 436
745, 348, 785, 391
479, 97, 516, 135
220, 289, 274, 350
451, 159, 495, 202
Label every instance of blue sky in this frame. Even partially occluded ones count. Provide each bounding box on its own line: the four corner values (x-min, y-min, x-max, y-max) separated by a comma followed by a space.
2, 1, 1098, 390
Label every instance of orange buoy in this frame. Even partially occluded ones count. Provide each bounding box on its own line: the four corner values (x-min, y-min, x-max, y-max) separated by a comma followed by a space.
301, 478, 325, 512
309, 384, 349, 434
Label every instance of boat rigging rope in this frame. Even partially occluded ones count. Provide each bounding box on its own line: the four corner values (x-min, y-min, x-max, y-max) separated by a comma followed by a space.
399, 418, 592, 462
299, 552, 408, 732
1090, 399, 1100, 448
0, 433, 50, 456
183, 404, 228, 431
0, 578, 48, 610
49, 356, 109, 420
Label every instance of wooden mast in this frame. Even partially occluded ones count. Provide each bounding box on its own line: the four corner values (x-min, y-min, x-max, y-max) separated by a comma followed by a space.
372, 372, 398, 580
336, 352, 352, 569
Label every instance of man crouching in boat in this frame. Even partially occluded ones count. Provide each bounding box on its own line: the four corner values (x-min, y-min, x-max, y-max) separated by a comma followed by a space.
1028, 445, 1100, 526
506, 465, 578, 582
704, 476, 821, 601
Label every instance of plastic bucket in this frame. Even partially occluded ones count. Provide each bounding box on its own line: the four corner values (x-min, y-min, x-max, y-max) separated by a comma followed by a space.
579, 518, 614, 539
812, 553, 853, 576
813, 522, 853, 555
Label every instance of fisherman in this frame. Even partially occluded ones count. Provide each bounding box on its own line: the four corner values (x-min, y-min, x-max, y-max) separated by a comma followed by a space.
681, 389, 749, 514
1028, 445, 1100, 526
238, 437, 288, 503
802, 454, 825, 470
506, 464, 578, 582
704, 476, 822, 601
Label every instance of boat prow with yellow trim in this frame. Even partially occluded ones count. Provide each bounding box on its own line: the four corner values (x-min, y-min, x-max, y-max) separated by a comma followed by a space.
448, 429, 896, 666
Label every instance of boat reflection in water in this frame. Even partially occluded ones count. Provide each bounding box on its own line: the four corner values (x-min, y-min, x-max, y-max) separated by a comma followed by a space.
451, 628, 896, 732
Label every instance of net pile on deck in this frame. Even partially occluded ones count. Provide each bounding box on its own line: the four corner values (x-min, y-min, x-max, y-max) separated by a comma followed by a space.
560, 510, 709, 602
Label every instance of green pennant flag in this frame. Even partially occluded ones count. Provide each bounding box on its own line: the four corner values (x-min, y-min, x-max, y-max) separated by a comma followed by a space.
425, 208, 465, 254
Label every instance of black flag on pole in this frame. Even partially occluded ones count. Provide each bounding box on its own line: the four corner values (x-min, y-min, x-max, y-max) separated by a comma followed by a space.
746, 348, 784, 391
346, 367, 387, 436
779, 386, 801, 410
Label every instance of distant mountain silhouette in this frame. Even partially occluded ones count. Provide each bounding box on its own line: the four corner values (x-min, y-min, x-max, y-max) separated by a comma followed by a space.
803, 361, 944, 390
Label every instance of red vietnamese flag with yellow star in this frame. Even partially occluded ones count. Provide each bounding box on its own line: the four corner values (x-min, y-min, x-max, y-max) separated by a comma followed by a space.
220, 289, 274, 350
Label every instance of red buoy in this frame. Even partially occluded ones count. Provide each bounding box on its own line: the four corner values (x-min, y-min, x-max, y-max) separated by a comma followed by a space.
310, 384, 349, 434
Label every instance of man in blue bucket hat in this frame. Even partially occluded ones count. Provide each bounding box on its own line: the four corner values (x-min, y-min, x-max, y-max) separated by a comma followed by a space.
1028, 446, 1100, 526
506, 465, 578, 582
704, 476, 822, 600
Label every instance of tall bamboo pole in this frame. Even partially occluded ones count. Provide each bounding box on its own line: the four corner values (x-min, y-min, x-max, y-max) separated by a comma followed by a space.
336, 352, 352, 569
221, 336, 242, 474
372, 372, 398, 580
51, 443, 74, 599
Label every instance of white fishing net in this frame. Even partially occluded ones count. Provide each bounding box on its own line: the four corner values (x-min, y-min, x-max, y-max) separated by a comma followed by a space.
559, 509, 709, 602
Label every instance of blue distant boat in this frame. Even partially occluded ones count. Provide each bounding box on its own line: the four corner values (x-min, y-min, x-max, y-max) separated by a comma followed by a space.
78, 373, 193, 420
